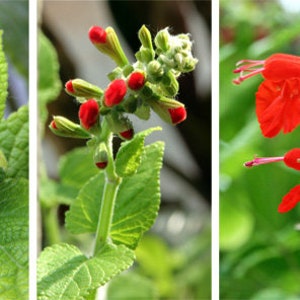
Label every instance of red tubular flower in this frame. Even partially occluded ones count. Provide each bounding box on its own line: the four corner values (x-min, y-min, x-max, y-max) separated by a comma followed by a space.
89, 26, 107, 44
78, 99, 99, 129
283, 148, 300, 170
127, 71, 146, 90
168, 107, 187, 125
233, 53, 300, 84
256, 78, 300, 137
278, 185, 300, 213
104, 79, 127, 107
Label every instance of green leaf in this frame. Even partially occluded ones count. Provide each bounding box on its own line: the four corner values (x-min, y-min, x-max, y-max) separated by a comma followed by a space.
37, 243, 135, 299
0, 178, 28, 299
38, 30, 61, 132
0, 105, 28, 178
107, 273, 158, 300
0, 2, 28, 78
115, 126, 161, 177
66, 142, 165, 249
0, 30, 8, 120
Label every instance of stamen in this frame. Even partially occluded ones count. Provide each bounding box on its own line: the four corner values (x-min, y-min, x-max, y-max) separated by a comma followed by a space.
244, 156, 283, 168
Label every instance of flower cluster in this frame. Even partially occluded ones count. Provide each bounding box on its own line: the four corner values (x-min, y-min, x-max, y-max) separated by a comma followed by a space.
50, 25, 197, 169
233, 53, 300, 213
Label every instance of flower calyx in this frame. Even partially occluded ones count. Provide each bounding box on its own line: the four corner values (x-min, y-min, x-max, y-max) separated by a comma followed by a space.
93, 142, 108, 169
65, 79, 103, 99
49, 116, 91, 139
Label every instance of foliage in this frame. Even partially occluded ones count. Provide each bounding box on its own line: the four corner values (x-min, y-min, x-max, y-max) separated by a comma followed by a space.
220, 1, 300, 299
0, 30, 28, 299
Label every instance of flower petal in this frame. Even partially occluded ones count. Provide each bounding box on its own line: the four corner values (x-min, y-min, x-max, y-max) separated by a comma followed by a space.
278, 185, 300, 213
256, 78, 300, 137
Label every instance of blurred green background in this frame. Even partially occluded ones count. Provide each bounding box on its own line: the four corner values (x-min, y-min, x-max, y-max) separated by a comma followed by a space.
220, 0, 300, 299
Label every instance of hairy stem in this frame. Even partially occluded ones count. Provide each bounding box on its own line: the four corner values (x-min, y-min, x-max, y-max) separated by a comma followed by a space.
93, 118, 121, 255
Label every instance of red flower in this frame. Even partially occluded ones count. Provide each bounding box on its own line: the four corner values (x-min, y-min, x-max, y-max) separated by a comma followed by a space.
104, 79, 127, 107
78, 99, 99, 129
256, 78, 300, 137
89, 26, 107, 44
168, 107, 187, 125
127, 72, 145, 90
283, 148, 300, 170
278, 185, 300, 213
233, 53, 300, 84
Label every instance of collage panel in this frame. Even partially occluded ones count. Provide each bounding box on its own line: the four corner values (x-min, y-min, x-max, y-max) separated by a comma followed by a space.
38, 1, 211, 299
220, 0, 300, 299
0, 0, 29, 299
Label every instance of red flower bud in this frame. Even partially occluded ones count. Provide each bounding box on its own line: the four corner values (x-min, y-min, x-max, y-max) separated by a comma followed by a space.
119, 128, 134, 140
89, 26, 107, 44
168, 107, 187, 125
65, 80, 75, 94
50, 120, 57, 130
283, 148, 300, 171
127, 71, 145, 90
95, 161, 108, 169
104, 79, 127, 107
78, 99, 100, 129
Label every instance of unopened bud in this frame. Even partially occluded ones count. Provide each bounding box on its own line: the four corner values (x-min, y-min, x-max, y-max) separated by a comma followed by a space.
154, 28, 170, 53
65, 79, 103, 99
78, 99, 100, 130
148, 97, 186, 125
147, 60, 164, 82
104, 79, 127, 107
89, 25, 129, 67
119, 128, 134, 140
94, 142, 108, 169
49, 116, 91, 139
127, 71, 146, 90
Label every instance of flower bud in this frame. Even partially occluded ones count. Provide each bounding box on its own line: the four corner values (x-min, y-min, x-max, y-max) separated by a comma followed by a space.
78, 99, 100, 130
88, 26, 107, 44
127, 71, 146, 90
147, 60, 164, 82
148, 97, 186, 125
159, 71, 179, 97
49, 116, 91, 139
89, 26, 129, 67
119, 128, 134, 140
138, 25, 153, 50
104, 79, 127, 107
154, 28, 170, 53
94, 142, 108, 169
65, 79, 103, 99
105, 112, 134, 138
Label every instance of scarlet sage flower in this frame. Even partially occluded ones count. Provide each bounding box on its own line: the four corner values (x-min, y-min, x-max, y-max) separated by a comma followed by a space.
233, 53, 300, 138
278, 185, 300, 213
244, 148, 300, 213
78, 99, 100, 129
104, 79, 127, 107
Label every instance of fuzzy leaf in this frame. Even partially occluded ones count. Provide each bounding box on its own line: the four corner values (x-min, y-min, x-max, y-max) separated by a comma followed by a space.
37, 243, 134, 299
115, 126, 161, 177
0, 105, 28, 178
38, 31, 61, 132
0, 178, 28, 299
0, 30, 8, 120
65, 142, 164, 249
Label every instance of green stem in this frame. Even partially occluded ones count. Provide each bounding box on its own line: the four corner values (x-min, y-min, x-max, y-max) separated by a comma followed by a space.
93, 118, 121, 255
42, 205, 61, 246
